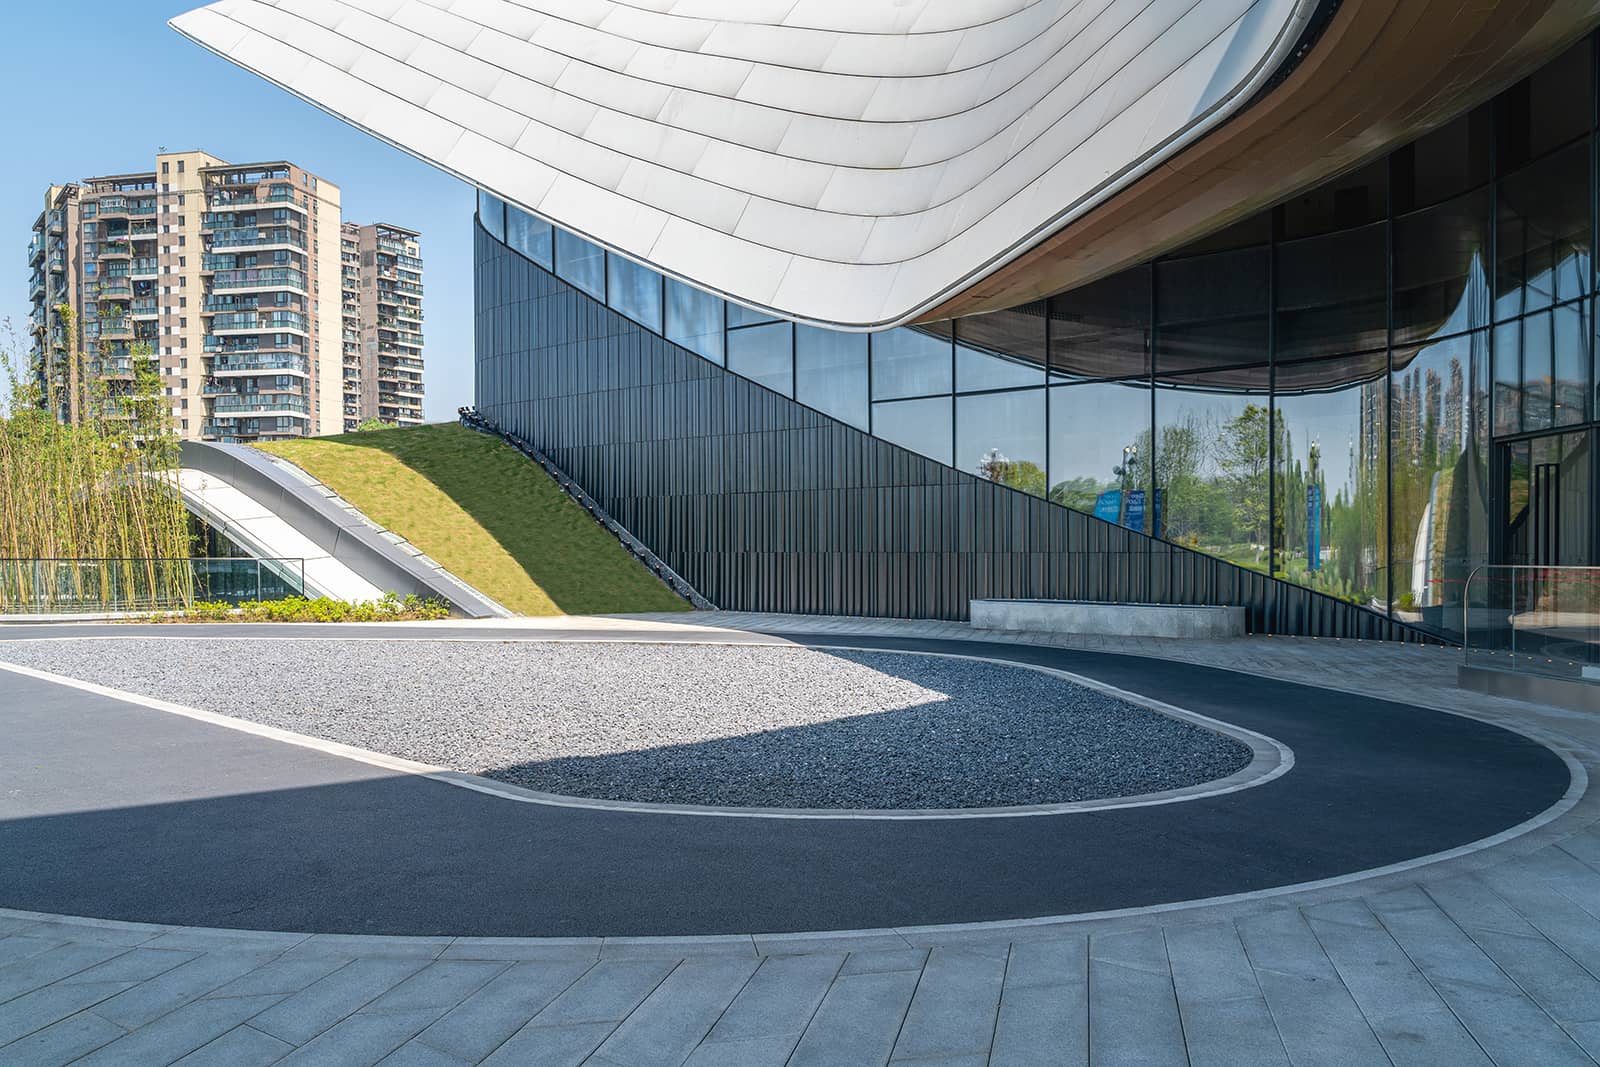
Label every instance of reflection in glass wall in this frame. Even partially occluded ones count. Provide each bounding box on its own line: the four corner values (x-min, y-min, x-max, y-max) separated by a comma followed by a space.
796, 326, 868, 429
506, 208, 553, 270
957, 390, 1046, 496
607, 255, 662, 333
1496, 142, 1591, 319
477, 29, 1600, 636
1156, 369, 1274, 569
1048, 381, 1151, 520
554, 229, 604, 299
727, 322, 793, 396
665, 278, 725, 365
1389, 332, 1489, 637
872, 326, 951, 399
873, 397, 952, 465
1274, 357, 1387, 608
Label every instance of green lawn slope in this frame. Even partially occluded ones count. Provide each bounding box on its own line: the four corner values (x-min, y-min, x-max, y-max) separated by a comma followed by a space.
256, 424, 689, 616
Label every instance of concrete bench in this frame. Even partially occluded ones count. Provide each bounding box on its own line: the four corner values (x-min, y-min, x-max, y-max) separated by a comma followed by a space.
970, 599, 1246, 639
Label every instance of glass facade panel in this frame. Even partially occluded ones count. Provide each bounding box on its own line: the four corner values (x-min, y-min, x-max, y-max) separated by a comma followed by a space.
1496, 38, 1593, 172
957, 389, 1046, 496
665, 277, 725, 365
1393, 189, 1491, 344
554, 229, 604, 299
1276, 221, 1387, 360
953, 302, 1046, 385
1155, 367, 1273, 570
796, 325, 869, 429
1388, 332, 1488, 637
1393, 107, 1492, 213
727, 322, 793, 396
1049, 268, 1150, 380
727, 303, 779, 327
955, 344, 1045, 391
873, 396, 953, 465
1493, 319, 1524, 436
1155, 246, 1269, 373
1495, 141, 1591, 319
478, 191, 506, 242
607, 254, 663, 333
1048, 381, 1151, 519
505, 206, 552, 269
1273, 368, 1387, 607
1282, 157, 1388, 239
871, 325, 952, 400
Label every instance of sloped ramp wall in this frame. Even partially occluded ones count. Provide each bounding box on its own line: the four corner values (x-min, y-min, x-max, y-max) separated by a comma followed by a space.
474, 225, 1434, 641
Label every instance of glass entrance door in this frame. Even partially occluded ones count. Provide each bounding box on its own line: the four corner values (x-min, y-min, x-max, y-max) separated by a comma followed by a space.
1498, 430, 1595, 567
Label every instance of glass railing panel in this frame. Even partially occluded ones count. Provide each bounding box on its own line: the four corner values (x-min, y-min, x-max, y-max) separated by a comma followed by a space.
1463, 565, 1600, 680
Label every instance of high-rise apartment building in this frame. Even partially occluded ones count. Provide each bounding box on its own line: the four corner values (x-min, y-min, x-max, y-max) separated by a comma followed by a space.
339, 222, 425, 430
26, 184, 83, 423
28, 151, 424, 441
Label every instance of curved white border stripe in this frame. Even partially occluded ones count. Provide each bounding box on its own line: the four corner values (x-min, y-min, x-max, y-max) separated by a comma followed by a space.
168, 0, 1317, 329
0, 643, 1291, 821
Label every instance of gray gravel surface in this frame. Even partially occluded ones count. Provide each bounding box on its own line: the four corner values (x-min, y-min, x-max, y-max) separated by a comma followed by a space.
0, 638, 1251, 808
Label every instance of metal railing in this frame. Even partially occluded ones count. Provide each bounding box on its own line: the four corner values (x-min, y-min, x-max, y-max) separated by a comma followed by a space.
0, 557, 306, 614
1463, 565, 1600, 682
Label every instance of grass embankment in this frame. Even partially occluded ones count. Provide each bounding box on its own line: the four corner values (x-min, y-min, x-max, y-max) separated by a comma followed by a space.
256, 424, 689, 616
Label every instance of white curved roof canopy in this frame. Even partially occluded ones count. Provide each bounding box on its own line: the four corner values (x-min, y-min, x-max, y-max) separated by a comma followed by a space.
172, 0, 1316, 329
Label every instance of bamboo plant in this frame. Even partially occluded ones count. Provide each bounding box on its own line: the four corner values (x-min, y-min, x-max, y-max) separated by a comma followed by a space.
0, 301, 193, 611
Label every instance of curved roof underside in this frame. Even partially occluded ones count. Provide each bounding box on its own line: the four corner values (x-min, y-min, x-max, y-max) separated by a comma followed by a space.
171, 0, 1315, 330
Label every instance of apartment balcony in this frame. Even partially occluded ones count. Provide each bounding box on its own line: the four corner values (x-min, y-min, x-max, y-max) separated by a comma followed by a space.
209, 393, 310, 415
98, 242, 133, 259
28, 273, 45, 299
129, 258, 159, 279
94, 282, 134, 301
130, 298, 158, 318
46, 253, 66, 273
210, 353, 310, 376
47, 211, 65, 233
28, 236, 44, 265
207, 311, 309, 335
208, 267, 307, 293
207, 229, 307, 252
206, 188, 302, 211
203, 336, 308, 355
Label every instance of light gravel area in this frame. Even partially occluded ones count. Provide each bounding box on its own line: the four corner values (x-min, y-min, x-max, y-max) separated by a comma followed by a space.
0, 638, 1251, 809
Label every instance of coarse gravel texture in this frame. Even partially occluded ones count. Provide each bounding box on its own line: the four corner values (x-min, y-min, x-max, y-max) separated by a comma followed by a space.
0, 638, 1253, 809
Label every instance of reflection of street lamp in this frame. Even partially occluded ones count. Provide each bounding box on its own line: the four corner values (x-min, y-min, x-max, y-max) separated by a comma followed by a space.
1119, 443, 1138, 491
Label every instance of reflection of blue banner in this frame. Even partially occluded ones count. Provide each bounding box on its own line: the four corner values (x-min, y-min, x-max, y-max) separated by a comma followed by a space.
1306, 484, 1322, 571
1124, 490, 1146, 534
1094, 490, 1122, 524
1152, 489, 1163, 539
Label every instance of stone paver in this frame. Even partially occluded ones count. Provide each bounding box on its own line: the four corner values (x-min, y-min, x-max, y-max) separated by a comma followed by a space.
1, 613, 1598, 1064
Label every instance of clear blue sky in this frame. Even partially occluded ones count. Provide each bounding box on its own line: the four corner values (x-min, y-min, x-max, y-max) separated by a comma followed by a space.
1, 2, 477, 420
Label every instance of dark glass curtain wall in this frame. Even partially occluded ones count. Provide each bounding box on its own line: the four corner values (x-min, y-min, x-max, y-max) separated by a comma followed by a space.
478, 33, 1600, 642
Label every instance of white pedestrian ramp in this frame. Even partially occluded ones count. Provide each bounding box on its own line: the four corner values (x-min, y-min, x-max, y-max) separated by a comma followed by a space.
176, 469, 383, 602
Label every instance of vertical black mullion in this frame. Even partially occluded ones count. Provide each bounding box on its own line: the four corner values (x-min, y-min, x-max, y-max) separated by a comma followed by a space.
1487, 93, 1503, 568
1148, 261, 1159, 601
1042, 300, 1052, 595
1385, 146, 1396, 615
865, 331, 873, 437
1268, 209, 1279, 583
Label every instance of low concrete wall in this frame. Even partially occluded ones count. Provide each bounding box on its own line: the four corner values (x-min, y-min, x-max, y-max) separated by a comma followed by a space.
971, 599, 1246, 639
1459, 664, 1600, 712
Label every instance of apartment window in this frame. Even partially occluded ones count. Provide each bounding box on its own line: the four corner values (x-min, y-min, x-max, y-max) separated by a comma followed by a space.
162, 183, 170, 193
161, 162, 168, 175
177, 161, 184, 174
180, 379, 187, 389
178, 236, 185, 247
179, 297, 186, 308
179, 317, 186, 328
178, 256, 186, 268
180, 358, 187, 369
